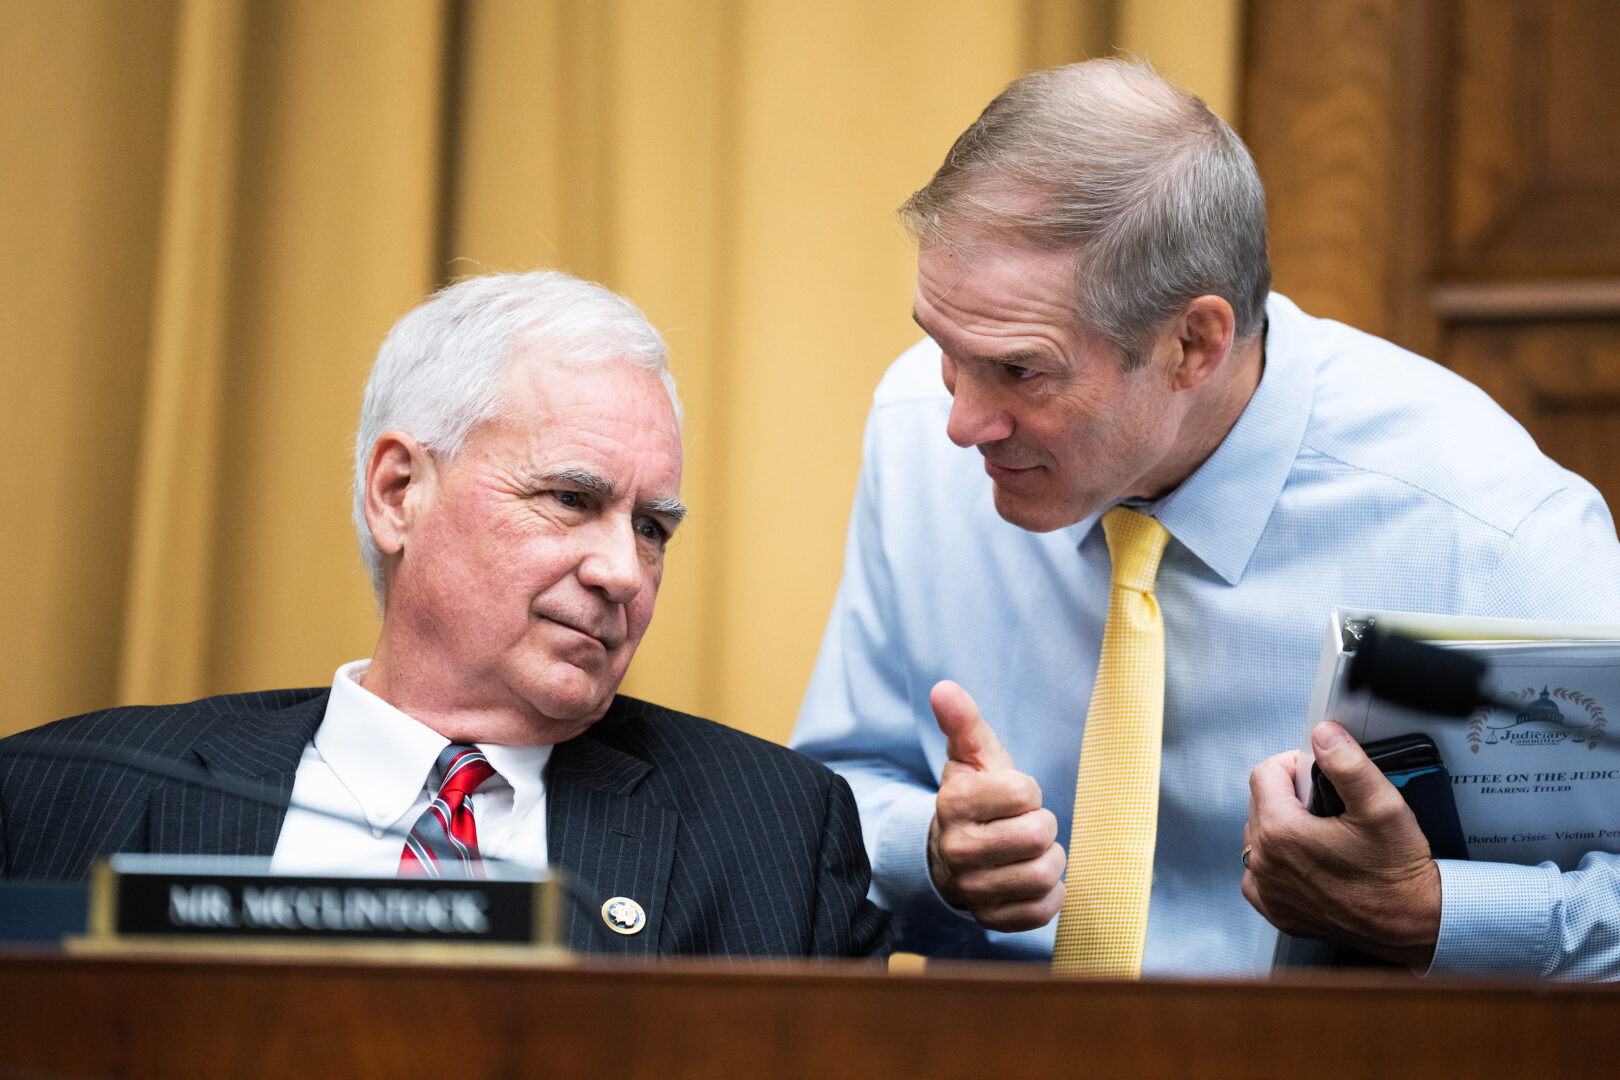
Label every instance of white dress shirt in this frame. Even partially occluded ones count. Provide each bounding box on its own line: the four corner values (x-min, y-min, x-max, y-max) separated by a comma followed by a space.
271, 660, 552, 875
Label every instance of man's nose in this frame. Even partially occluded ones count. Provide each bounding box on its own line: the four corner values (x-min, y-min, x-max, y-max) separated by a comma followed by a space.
945, 373, 1013, 448
578, 520, 642, 604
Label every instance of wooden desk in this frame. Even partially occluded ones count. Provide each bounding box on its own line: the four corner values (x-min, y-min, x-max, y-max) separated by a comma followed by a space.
1, 950, 1614, 1078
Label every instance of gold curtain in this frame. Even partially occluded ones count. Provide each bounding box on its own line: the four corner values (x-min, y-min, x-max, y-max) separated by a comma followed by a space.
1, 0, 1238, 742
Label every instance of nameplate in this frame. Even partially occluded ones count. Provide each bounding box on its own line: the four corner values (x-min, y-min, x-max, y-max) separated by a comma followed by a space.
86, 856, 564, 949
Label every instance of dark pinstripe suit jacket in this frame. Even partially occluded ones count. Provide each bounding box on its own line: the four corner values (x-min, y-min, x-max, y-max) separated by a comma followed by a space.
0, 689, 889, 959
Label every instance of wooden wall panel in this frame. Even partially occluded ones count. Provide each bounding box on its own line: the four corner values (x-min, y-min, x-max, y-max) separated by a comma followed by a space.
1438, 0, 1620, 507
1242, 0, 1414, 342
1246, 0, 1620, 513
1444, 0, 1620, 280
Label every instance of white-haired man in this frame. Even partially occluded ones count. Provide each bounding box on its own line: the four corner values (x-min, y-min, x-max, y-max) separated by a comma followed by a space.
2, 270, 887, 959
791, 59, 1620, 979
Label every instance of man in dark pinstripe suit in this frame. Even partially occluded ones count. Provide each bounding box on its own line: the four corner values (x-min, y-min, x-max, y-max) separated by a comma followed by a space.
0, 271, 888, 959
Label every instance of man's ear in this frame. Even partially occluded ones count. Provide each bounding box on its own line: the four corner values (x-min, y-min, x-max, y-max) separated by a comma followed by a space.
1167, 295, 1236, 392
363, 431, 434, 558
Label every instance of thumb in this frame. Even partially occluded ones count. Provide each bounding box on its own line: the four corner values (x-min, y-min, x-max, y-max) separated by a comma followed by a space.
931, 680, 1016, 772
1311, 721, 1400, 816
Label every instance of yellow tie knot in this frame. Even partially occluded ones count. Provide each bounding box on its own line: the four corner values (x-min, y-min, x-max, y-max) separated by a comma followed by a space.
1101, 507, 1170, 594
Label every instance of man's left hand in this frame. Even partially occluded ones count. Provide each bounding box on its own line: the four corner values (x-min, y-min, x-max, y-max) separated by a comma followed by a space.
1241, 720, 1442, 970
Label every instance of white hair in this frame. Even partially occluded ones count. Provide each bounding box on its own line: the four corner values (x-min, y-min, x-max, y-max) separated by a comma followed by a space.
353, 270, 680, 603
900, 58, 1271, 368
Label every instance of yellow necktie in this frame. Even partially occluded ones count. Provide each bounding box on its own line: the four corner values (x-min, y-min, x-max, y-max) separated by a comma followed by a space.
1051, 506, 1171, 977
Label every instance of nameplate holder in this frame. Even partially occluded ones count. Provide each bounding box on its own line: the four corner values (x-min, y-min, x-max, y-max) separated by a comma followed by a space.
80, 855, 565, 954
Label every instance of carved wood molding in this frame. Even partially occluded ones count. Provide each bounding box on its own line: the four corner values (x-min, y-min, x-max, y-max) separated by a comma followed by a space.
1432, 279, 1620, 321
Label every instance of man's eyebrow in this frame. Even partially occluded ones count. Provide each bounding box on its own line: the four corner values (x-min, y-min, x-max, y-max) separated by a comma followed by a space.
541, 468, 686, 524
539, 468, 614, 498
910, 314, 1049, 367
986, 348, 1048, 366
640, 497, 688, 526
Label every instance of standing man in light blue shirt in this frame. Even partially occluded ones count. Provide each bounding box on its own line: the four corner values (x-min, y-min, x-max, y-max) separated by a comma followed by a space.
790, 58, 1620, 978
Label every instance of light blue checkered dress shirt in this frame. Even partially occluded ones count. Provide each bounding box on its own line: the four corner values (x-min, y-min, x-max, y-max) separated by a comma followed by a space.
792, 294, 1620, 979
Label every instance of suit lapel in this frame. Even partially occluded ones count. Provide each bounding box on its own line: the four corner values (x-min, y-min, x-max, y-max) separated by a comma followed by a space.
148, 692, 327, 858
135, 689, 685, 951
548, 729, 679, 955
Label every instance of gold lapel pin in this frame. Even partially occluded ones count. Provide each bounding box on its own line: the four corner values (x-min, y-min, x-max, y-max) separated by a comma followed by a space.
601, 896, 646, 935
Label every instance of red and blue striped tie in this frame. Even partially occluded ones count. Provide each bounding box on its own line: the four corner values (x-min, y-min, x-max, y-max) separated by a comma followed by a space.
399, 745, 497, 877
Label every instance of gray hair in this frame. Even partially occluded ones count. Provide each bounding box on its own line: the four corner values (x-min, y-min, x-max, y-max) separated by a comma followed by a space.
899, 58, 1270, 367
352, 269, 680, 603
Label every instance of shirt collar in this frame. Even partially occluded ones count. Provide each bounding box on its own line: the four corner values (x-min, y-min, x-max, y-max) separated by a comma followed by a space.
1149, 294, 1313, 585
318, 661, 555, 833
319, 660, 452, 832
479, 743, 552, 813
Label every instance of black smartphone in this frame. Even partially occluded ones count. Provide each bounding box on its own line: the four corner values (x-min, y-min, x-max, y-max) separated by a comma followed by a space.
1308, 732, 1469, 861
